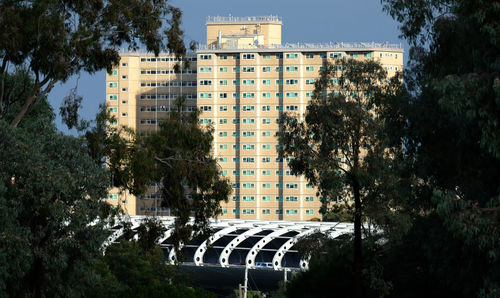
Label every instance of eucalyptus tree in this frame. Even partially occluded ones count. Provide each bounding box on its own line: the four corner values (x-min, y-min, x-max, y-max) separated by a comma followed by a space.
279, 58, 400, 291
0, 0, 190, 127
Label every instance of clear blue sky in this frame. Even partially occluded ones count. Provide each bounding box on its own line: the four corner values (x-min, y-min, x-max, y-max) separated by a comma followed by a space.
48, 0, 408, 134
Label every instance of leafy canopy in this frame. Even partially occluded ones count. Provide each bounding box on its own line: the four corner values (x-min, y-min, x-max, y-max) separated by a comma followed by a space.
0, 0, 189, 126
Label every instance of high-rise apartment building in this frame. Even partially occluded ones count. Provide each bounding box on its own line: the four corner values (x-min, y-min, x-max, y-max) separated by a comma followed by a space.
106, 15, 404, 220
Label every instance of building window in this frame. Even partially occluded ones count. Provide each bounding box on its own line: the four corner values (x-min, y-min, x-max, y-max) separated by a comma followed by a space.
219, 67, 228, 72
218, 131, 227, 137
262, 157, 270, 163
243, 106, 255, 112
262, 92, 271, 99
286, 53, 298, 59
242, 170, 254, 176
112, 69, 118, 75
262, 144, 271, 150
121, 63, 127, 66
219, 54, 228, 60
242, 131, 254, 136
242, 54, 255, 59
306, 66, 314, 72
349, 53, 359, 58
275, 196, 283, 201
285, 66, 298, 72
286, 92, 298, 98
199, 93, 212, 99
242, 118, 255, 124
242, 93, 255, 99
242, 144, 255, 150
219, 118, 227, 124
305, 53, 314, 59
286, 209, 299, 215
262, 196, 271, 201
242, 196, 255, 202
262, 170, 271, 175
108, 194, 117, 200
199, 67, 212, 73
275, 209, 283, 214
305, 209, 314, 215
242, 209, 255, 215
199, 80, 212, 86
109, 82, 117, 88
275, 66, 283, 72
364, 52, 372, 58
219, 106, 228, 111
262, 54, 271, 59
233, 67, 240, 73
305, 196, 314, 202
219, 157, 227, 162
262, 80, 271, 85
243, 79, 255, 86
200, 54, 212, 60
219, 80, 228, 86
262, 209, 270, 214
109, 94, 117, 100
219, 144, 227, 150
121, 88, 127, 92
220, 93, 228, 99
262, 67, 271, 72
286, 79, 298, 85
242, 67, 255, 72
242, 183, 255, 189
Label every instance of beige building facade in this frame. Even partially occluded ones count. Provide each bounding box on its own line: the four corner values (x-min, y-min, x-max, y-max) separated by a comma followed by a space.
105, 15, 404, 221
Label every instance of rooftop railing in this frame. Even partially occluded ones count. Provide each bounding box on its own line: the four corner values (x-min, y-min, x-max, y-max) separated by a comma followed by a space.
197, 41, 403, 51
207, 15, 282, 23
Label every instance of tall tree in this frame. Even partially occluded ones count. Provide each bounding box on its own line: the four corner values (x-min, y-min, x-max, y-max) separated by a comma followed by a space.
84, 99, 232, 251
279, 58, 398, 294
379, 0, 500, 295
141, 99, 232, 250
0, 100, 115, 297
0, 0, 189, 127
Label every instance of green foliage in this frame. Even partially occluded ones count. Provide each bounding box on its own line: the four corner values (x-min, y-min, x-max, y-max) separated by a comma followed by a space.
141, 99, 232, 251
0, 0, 189, 126
85, 99, 231, 253
378, 0, 500, 295
286, 239, 380, 298
279, 58, 401, 286
0, 105, 114, 297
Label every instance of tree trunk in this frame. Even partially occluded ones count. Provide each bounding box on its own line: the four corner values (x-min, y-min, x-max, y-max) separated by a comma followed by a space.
353, 177, 362, 297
